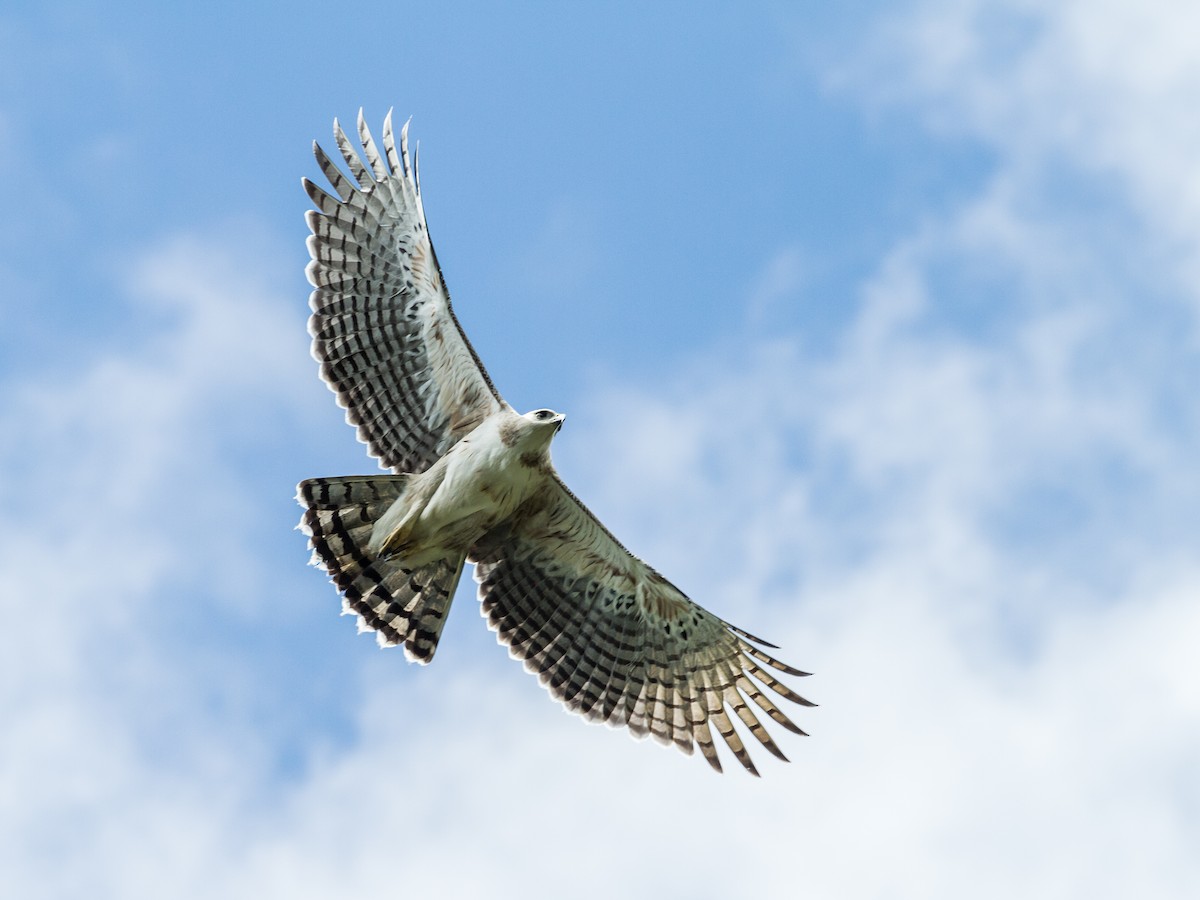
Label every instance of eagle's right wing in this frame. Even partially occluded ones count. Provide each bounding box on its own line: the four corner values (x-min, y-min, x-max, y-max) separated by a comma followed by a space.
471, 474, 814, 776
305, 111, 507, 474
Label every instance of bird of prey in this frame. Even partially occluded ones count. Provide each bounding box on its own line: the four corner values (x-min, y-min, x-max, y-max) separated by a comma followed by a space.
297, 111, 814, 775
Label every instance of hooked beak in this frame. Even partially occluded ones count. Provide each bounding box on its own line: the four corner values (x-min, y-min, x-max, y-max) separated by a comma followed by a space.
554, 413, 566, 432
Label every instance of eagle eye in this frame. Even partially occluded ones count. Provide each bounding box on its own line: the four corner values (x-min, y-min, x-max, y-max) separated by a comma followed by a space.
534, 409, 554, 421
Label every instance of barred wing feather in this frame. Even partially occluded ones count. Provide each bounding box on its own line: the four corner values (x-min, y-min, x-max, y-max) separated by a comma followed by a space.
304, 110, 506, 474
471, 476, 815, 776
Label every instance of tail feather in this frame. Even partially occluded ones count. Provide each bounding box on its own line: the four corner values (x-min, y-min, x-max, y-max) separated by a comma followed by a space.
297, 476, 464, 664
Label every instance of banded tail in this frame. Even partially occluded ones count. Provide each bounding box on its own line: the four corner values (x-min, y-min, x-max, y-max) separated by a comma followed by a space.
297, 476, 465, 663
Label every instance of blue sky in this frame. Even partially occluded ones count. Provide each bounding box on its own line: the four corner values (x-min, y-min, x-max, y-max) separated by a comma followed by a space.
3, 1, 1199, 897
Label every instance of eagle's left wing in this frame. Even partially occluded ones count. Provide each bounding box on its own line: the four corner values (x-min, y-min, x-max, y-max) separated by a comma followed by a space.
304, 111, 506, 475
470, 475, 814, 775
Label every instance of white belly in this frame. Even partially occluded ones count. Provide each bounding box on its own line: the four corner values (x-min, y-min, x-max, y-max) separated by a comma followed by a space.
421, 435, 532, 533
369, 415, 540, 561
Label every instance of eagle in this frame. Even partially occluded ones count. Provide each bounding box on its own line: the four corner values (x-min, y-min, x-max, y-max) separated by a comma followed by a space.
297, 111, 814, 775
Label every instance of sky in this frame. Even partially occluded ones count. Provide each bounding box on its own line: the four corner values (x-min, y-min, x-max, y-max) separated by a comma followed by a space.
2, 1, 1198, 897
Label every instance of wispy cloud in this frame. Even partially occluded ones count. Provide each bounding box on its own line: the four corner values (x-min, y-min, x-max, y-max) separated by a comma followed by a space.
0, 229, 328, 897
832, 0, 1200, 314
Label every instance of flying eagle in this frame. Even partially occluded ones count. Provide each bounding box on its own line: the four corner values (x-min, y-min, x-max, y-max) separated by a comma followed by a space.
297, 111, 814, 775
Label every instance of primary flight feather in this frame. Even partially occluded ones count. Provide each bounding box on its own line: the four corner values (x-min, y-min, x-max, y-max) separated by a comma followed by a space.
297, 110, 814, 775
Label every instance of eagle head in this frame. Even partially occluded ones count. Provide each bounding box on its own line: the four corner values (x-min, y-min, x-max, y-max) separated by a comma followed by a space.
524, 408, 566, 433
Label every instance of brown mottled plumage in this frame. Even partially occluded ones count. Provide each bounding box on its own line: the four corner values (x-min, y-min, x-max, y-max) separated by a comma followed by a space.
297, 111, 814, 774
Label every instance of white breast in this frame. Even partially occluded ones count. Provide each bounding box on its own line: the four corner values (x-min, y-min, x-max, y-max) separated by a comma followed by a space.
367, 412, 545, 563
416, 415, 538, 540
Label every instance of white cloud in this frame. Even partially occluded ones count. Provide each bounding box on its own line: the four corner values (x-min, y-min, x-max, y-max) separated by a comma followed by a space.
0, 228, 324, 898
834, 0, 1200, 316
